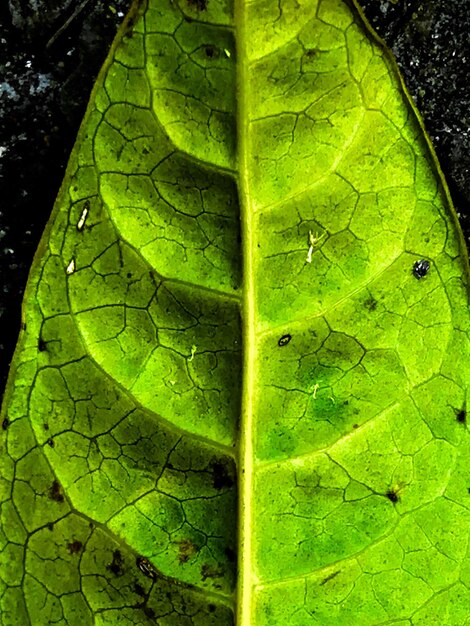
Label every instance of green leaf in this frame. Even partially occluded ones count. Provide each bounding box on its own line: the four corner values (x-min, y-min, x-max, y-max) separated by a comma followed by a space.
1, 0, 470, 624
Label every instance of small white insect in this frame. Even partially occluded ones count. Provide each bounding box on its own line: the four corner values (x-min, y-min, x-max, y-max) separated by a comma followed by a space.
66, 258, 75, 275
306, 230, 326, 263
188, 345, 197, 362
224, 48, 231, 58
77, 201, 89, 231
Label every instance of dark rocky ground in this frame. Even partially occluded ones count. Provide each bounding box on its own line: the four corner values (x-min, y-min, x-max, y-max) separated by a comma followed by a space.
1, 0, 469, 396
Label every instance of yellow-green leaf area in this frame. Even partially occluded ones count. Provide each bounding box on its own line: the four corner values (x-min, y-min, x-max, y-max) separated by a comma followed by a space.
1, 0, 469, 624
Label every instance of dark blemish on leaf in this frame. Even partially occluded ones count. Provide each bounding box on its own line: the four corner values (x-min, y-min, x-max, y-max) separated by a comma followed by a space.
47, 522, 54, 531
305, 48, 318, 57
208, 604, 216, 613
210, 460, 234, 490
137, 556, 158, 580
364, 296, 377, 311
385, 489, 399, 503
187, 0, 207, 11
107, 550, 124, 576
177, 539, 199, 564
47, 438, 55, 448
67, 540, 83, 555
201, 563, 225, 581
456, 409, 466, 423
43, 423, 49, 430
204, 45, 217, 58
144, 607, 156, 619
127, 272, 133, 279
38, 338, 47, 352
2, 417, 10, 430
278, 334, 292, 347
48, 480, 64, 503
412, 259, 430, 279
352, 423, 359, 429
134, 583, 146, 597
320, 570, 340, 585
224, 546, 236, 563
166, 462, 174, 470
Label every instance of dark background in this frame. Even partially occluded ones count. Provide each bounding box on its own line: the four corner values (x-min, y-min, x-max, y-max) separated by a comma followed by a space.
1, 0, 470, 398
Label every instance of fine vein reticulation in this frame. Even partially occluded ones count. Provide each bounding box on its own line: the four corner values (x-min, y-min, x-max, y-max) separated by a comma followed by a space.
1, 0, 470, 624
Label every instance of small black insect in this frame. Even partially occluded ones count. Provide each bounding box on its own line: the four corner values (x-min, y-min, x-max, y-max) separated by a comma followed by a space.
412, 259, 430, 279
385, 489, 399, 503
136, 556, 157, 580
278, 334, 292, 347
456, 409, 466, 423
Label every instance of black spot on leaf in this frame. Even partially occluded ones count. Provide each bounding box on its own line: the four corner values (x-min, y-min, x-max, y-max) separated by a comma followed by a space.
210, 460, 234, 490
107, 550, 124, 576
48, 480, 64, 503
187, 0, 207, 10
204, 45, 217, 58
2, 417, 10, 430
456, 409, 466, 423
224, 546, 236, 562
208, 604, 216, 613
305, 48, 318, 57
47, 438, 54, 448
38, 338, 47, 352
67, 540, 83, 555
47, 522, 54, 531
134, 583, 146, 597
144, 607, 156, 619
385, 489, 399, 503
278, 334, 292, 347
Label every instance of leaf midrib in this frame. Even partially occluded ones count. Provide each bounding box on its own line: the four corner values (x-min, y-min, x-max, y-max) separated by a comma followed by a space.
236, 0, 256, 623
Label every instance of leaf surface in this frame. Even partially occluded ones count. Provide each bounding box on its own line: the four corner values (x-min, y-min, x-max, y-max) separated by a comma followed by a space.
1, 0, 470, 624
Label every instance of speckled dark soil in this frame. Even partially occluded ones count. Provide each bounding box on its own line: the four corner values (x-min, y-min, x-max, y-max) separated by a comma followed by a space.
1, 0, 469, 395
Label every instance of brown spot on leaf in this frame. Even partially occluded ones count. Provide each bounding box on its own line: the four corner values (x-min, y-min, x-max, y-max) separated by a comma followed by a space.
201, 563, 225, 581
48, 480, 64, 503
210, 460, 234, 490
364, 296, 377, 311
67, 540, 83, 555
177, 539, 199, 564
320, 570, 340, 585
107, 549, 124, 576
